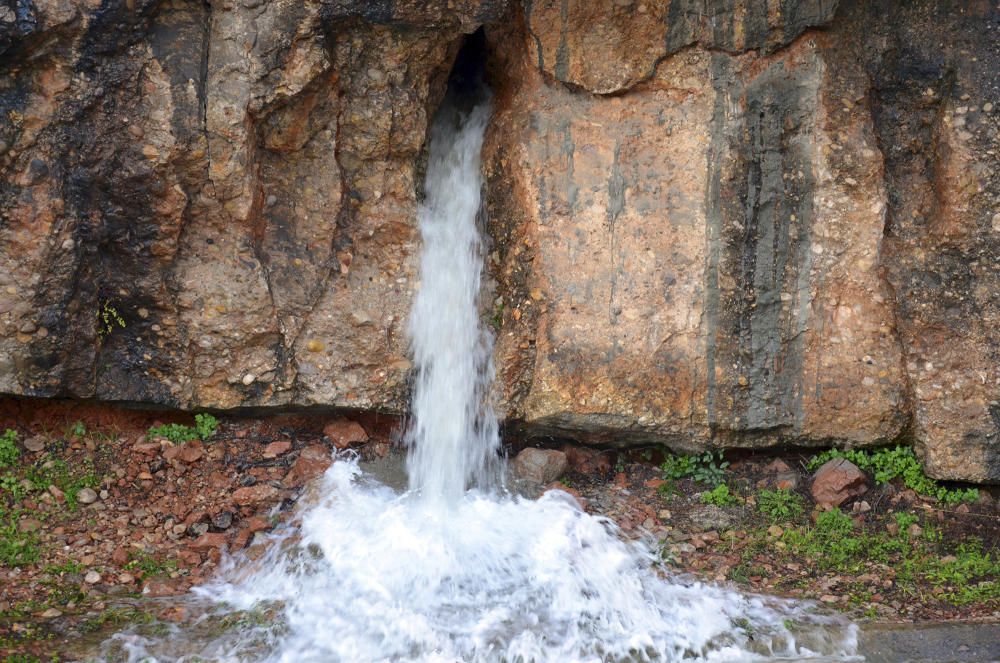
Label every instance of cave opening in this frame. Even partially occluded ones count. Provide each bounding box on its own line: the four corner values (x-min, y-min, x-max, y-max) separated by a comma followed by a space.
443, 26, 490, 113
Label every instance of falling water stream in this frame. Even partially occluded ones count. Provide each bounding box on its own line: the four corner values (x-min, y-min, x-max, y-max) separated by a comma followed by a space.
93, 60, 860, 663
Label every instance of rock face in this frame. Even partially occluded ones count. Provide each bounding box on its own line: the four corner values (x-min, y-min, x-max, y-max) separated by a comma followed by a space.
1, 0, 998, 481
481, 0, 1000, 482
485, 4, 908, 452
0, 0, 506, 411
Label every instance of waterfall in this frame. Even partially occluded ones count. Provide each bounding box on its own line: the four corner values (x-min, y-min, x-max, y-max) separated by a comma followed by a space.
404, 92, 499, 501
96, 52, 860, 663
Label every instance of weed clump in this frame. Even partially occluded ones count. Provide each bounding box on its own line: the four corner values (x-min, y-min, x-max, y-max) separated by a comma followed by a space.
148, 413, 219, 444
807, 446, 978, 504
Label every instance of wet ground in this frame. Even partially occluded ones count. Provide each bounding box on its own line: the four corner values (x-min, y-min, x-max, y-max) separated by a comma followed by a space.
0, 399, 997, 660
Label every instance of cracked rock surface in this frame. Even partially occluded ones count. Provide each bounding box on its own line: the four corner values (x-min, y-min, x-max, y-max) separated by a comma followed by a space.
1, 0, 998, 481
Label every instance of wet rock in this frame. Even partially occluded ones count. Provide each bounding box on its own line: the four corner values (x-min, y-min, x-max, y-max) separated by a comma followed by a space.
142, 578, 186, 597
232, 484, 279, 507
283, 445, 332, 488
188, 533, 228, 551
811, 459, 870, 508
76, 487, 99, 505
512, 448, 568, 484
323, 419, 369, 450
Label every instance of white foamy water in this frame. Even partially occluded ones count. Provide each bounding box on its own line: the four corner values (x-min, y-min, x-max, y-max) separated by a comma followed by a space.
94, 87, 860, 663
404, 96, 500, 501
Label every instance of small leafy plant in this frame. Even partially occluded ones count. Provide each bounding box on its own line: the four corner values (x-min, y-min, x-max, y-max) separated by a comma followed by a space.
660, 450, 729, 487
148, 413, 218, 444
0, 429, 19, 469
807, 446, 978, 504
700, 483, 740, 507
97, 299, 126, 338
757, 488, 804, 522
0, 512, 40, 567
69, 420, 87, 438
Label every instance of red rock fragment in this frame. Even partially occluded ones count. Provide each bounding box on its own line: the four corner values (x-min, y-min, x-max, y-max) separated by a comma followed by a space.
232, 484, 279, 506
263, 440, 292, 458
810, 458, 870, 508
188, 533, 228, 551
163, 440, 204, 464
323, 419, 369, 449
283, 445, 332, 488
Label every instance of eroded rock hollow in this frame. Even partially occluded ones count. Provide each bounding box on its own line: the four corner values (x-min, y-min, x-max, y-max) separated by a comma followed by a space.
1, 0, 998, 481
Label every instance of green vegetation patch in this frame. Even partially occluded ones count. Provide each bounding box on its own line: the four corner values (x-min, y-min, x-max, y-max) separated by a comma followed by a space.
660, 450, 729, 487
0, 429, 19, 469
700, 483, 741, 507
148, 413, 218, 445
757, 488, 805, 522
807, 446, 978, 504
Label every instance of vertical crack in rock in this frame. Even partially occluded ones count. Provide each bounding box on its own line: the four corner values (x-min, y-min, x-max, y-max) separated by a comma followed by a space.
703, 53, 735, 434
606, 140, 625, 326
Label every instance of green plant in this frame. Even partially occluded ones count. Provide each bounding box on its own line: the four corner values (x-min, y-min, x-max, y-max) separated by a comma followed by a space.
148, 413, 218, 444
781, 508, 864, 571
97, 299, 126, 338
660, 450, 729, 486
194, 413, 218, 440
125, 551, 178, 579
69, 420, 86, 438
700, 483, 740, 507
25, 458, 99, 510
757, 489, 804, 522
0, 429, 19, 469
807, 446, 978, 504
0, 474, 25, 501
0, 516, 39, 567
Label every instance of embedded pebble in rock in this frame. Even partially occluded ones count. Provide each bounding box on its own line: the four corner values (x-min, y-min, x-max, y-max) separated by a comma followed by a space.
84, 570, 101, 584
76, 487, 99, 505
811, 458, 870, 508
511, 448, 568, 484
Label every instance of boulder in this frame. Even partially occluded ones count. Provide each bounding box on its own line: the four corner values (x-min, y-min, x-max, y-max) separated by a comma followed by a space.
511, 448, 568, 484
810, 459, 870, 508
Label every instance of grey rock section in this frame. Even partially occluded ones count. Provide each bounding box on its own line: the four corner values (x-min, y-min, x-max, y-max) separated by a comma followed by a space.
860, 622, 1000, 663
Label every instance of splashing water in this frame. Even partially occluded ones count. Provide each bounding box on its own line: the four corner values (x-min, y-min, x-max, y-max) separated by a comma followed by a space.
95, 78, 860, 663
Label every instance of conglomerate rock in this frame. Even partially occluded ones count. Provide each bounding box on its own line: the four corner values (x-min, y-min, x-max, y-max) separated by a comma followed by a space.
1, 0, 998, 481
